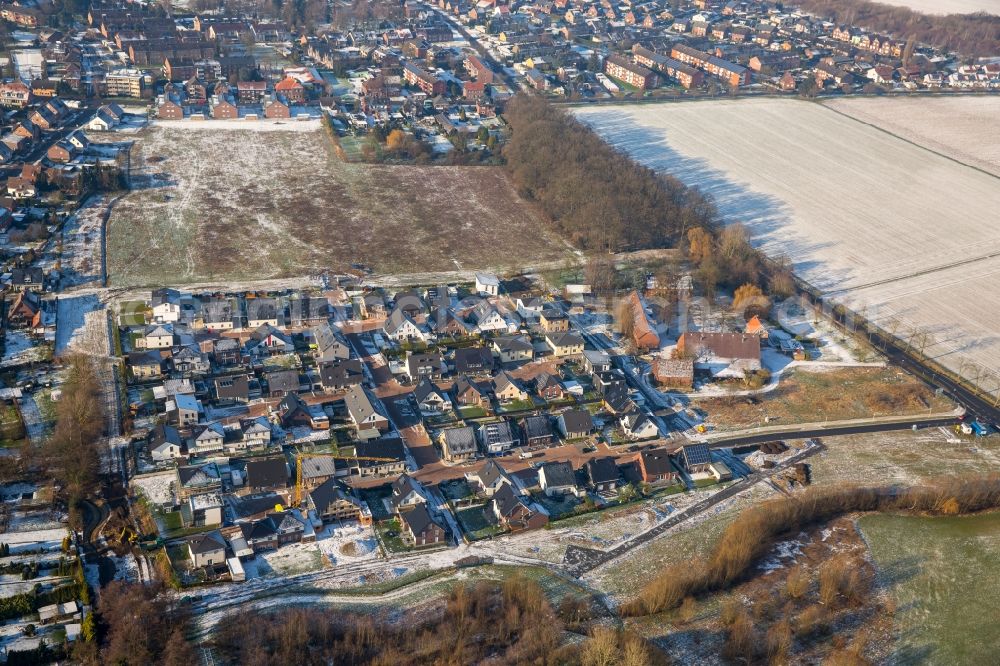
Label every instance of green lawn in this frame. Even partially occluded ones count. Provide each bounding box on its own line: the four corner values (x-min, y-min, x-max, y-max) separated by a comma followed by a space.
160, 510, 183, 530
459, 406, 488, 419
376, 519, 411, 554
859, 511, 1000, 665
498, 399, 536, 413
455, 505, 504, 541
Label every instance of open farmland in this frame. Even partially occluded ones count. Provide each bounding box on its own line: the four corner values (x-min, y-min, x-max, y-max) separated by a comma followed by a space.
860, 511, 1000, 664
106, 120, 569, 287
826, 96, 1000, 177
575, 98, 1000, 396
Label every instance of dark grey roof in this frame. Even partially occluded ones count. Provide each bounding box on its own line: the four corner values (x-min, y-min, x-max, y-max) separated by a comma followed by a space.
309, 478, 356, 512
495, 335, 533, 352
319, 358, 364, 387
264, 369, 300, 394
585, 457, 620, 485
442, 426, 477, 454
492, 482, 527, 518
355, 437, 406, 464
559, 409, 593, 434
641, 448, 674, 476
399, 503, 441, 537
478, 459, 509, 487
245, 458, 289, 489
520, 414, 553, 440
345, 385, 383, 425
682, 443, 712, 468
148, 422, 181, 447
188, 530, 225, 555
453, 346, 493, 374
546, 331, 585, 348
540, 461, 576, 488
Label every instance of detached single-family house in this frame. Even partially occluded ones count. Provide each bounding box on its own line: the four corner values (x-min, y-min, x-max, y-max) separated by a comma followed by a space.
440, 426, 478, 461
187, 531, 226, 568
413, 379, 452, 414
471, 459, 514, 497
384, 307, 426, 342
453, 376, 490, 410
148, 423, 184, 461
621, 412, 659, 440
406, 351, 444, 381
492, 371, 529, 404
478, 420, 518, 455
585, 457, 620, 493
191, 422, 225, 455
557, 409, 594, 440
639, 448, 679, 485
491, 482, 548, 532
453, 346, 494, 375
533, 372, 565, 401
319, 358, 365, 391
538, 461, 578, 497
390, 474, 431, 513
137, 324, 174, 349
344, 385, 389, 436
519, 415, 554, 449
475, 272, 500, 296
679, 443, 713, 475
129, 350, 162, 380
399, 503, 447, 547
245, 324, 293, 358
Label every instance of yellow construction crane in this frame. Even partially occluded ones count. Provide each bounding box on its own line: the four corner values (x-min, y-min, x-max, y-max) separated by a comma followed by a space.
294, 452, 399, 505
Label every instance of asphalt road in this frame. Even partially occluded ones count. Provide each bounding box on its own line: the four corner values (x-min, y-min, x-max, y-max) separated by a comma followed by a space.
703, 414, 963, 449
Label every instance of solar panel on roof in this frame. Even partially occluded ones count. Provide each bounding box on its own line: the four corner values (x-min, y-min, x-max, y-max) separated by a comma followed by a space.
684, 444, 711, 466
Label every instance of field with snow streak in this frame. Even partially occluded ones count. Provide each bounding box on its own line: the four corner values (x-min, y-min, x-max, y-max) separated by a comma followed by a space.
106, 123, 568, 287
575, 98, 1000, 394
861, 0, 1000, 14
826, 96, 1000, 177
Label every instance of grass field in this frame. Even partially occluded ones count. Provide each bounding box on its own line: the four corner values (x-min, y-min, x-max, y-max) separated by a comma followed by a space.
106, 121, 570, 287
575, 98, 1000, 396
697, 366, 955, 432
860, 511, 1000, 664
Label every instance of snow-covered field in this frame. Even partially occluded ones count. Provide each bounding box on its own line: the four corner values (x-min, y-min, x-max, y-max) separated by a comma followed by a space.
130, 472, 175, 506
864, 0, 1000, 14
575, 98, 1000, 393
60, 194, 110, 288
825, 96, 1000, 177
1, 330, 45, 367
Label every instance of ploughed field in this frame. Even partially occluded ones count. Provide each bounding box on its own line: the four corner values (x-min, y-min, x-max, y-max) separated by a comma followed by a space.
106, 121, 568, 286
575, 98, 1000, 393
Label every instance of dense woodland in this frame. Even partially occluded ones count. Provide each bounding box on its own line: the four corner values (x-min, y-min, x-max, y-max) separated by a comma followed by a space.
503, 95, 718, 253
791, 0, 1000, 56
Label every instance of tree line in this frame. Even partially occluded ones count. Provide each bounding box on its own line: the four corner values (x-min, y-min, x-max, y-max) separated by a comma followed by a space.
502, 95, 718, 253
791, 0, 1000, 56
622, 474, 1000, 617
212, 577, 666, 665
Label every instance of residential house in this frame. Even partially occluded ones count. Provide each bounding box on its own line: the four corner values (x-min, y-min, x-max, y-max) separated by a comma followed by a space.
390, 474, 430, 513
493, 335, 533, 364
539, 309, 569, 333
351, 437, 407, 477
308, 478, 372, 525
311, 322, 350, 362
344, 385, 389, 436
190, 422, 225, 455
477, 420, 518, 455
239, 511, 307, 551
557, 409, 593, 440
621, 412, 659, 440
7, 290, 42, 330
187, 531, 226, 568
399, 503, 447, 547
491, 482, 548, 532
406, 350, 444, 381
538, 461, 578, 497
492, 371, 528, 404
169, 393, 201, 428
533, 372, 565, 401
475, 272, 500, 296
471, 459, 514, 497
148, 423, 184, 461
136, 324, 174, 349
546, 331, 584, 357
319, 358, 365, 391
413, 379, 452, 414
679, 443, 713, 475
278, 392, 329, 430
453, 376, 490, 410
129, 350, 162, 380
638, 448, 679, 485
214, 374, 250, 405
440, 426, 478, 461
585, 457, 620, 493
384, 307, 426, 342
176, 463, 222, 501
236, 417, 272, 451
582, 349, 612, 375
468, 302, 508, 334
264, 369, 300, 397
453, 346, 493, 375
245, 324, 293, 358
244, 457, 289, 494
519, 415, 554, 449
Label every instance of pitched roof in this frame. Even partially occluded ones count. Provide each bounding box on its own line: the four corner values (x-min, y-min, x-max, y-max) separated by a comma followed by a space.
188, 530, 226, 555
681, 443, 712, 467
399, 503, 442, 537
245, 458, 289, 488
585, 457, 619, 485
559, 408, 593, 434
540, 460, 576, 488
442, 426, 477, 455
640, 448, 674, 476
